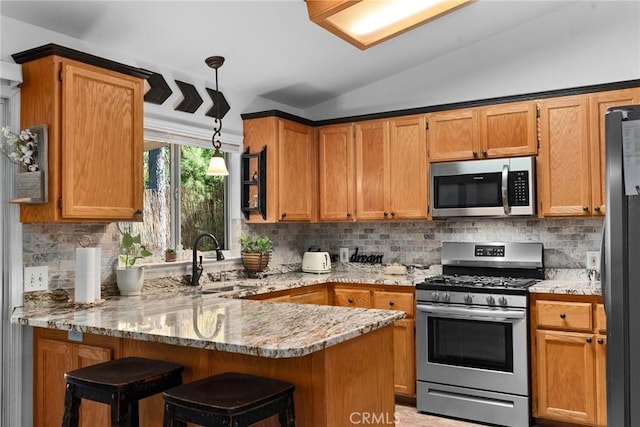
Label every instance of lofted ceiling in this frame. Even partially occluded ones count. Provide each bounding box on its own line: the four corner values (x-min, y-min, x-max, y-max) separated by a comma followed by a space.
0, 0, 584, 112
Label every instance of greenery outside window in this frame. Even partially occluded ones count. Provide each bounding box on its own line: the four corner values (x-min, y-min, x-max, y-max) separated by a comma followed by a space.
137, 140, 226, 254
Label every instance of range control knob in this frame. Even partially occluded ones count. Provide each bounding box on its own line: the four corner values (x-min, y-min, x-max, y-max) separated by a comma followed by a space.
432, 292, 440, 301
486, 296, 496, 305
498, 296, 508, 306
442, 292, 451, 302
464, 294, 473, 304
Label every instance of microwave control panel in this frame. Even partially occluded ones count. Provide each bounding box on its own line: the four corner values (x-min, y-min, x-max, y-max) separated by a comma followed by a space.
508, 171, 530, 206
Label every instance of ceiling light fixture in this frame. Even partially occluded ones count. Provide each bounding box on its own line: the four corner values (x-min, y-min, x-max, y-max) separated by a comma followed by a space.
306, 0, 473, 50
205, 55, 229, 176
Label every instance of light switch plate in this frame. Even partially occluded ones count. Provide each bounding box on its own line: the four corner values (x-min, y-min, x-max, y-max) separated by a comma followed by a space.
24, 266, 48, 292
340, 248, 349, 263
586, 251, 600, 271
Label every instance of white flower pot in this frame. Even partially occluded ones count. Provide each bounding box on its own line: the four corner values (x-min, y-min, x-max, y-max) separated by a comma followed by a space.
116, 267, 145, 296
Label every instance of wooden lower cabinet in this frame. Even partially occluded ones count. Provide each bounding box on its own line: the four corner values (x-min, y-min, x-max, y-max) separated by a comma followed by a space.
250, 284, 328, 305
34, 328, 119, 427
531, 294, 607, 426
392, 318, 416, 396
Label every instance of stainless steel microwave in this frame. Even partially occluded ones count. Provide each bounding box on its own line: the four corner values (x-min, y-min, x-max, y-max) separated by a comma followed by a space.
430, 156, 536, 218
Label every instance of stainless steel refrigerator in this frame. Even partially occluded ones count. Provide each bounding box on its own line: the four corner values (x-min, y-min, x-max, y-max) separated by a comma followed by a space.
603, 104, 640, 427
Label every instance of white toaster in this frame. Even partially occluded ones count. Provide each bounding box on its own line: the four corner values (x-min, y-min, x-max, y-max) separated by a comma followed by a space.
302, 251, 332, 273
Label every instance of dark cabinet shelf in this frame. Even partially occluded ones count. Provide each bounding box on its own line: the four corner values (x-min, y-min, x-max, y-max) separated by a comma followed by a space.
241, 146, 267, 220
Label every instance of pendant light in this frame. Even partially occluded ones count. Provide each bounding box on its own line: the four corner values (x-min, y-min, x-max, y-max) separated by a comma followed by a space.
205, 55, 229, 176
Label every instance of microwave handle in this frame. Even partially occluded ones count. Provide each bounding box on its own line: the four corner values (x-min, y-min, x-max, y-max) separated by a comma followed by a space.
501, 164, 510, 215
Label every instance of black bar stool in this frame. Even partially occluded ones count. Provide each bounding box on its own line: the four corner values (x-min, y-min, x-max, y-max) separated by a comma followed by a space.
162, 372, 295, 427
62, 356, 184, 427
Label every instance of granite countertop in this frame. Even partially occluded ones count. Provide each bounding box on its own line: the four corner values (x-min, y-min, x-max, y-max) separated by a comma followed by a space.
529, 280, 602, 296
11, 266, 424, 358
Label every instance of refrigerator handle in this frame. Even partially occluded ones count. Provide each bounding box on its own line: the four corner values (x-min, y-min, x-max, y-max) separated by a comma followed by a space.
600, 221, 608, 314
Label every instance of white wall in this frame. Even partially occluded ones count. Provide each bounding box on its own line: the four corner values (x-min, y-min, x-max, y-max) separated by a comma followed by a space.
304, 1, 640, 120
0, 15, 304, 141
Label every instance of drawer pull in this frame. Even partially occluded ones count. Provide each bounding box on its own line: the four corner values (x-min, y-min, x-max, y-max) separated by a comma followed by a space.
598, 338, 604, 345
586, 337, 592, 343
348, 298, 354, 303
560, 313, 566, 319
389, 301, 395, 306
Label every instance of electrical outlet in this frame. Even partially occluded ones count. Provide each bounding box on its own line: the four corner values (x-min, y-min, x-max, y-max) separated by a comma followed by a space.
586, 251, 600, 271
340, 248, 349, 263
24, 266, 48, 292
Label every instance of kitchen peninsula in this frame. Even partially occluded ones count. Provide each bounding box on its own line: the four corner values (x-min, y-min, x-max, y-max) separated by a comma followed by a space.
12, 285, 405, 427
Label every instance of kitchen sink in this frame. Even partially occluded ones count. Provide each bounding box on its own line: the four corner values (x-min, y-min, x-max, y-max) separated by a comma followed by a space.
199, 283, 261, 294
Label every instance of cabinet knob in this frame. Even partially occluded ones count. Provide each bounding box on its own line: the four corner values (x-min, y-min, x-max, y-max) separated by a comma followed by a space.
594, 206, 600, 211
346, 212, 352, 218
586, 337, 593, 343
598, 338, 605, 345
391, 211, 396, 217
348, 298, 354, 303
583, 206, 589, 212
560, 313, 566, 319
281, 213, 287, 219
384, 212, 389, 217
482, 150, 488, 157
472, 151, 478, 157
389, 301, 395, 307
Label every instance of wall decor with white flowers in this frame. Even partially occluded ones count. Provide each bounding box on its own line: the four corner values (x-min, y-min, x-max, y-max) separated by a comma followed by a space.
0, 124, 48, 204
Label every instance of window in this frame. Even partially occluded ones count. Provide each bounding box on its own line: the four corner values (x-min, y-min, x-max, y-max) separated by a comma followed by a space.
134, 140, 227, 254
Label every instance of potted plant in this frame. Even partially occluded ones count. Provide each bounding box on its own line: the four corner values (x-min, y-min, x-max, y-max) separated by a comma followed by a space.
116, 230, 152, 296
164, 247, 177, 262
240, 235, 273, 273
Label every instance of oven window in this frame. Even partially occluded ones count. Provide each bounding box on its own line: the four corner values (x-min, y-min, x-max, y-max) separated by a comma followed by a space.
434, 173, 501, 209
428, 316, 513, 372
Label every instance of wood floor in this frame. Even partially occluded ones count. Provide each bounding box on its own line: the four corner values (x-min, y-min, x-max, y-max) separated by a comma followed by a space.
396, 404, 485, 426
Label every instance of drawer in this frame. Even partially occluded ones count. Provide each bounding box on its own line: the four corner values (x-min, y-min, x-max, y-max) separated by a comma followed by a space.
333, 288, 371, 308
290, 288, 328, 305
595, 303, 606, 333
372, 291, 414, 317
536, 300, 592, 331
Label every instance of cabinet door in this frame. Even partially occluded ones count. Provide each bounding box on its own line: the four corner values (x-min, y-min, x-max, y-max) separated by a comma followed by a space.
355, 120, 389, 220
333, 288, 371, 308
480, 101, 537, 158
34, 338, 112, 427
318, 124, 356, 221
589, 88, 640, 216
392, 318, 416, 396
596, 334, 607, 426
290, 288, 328, 305
388, 116, 428, 219
427, 108, 479, 162
537, 96, 592, 217
61, 60, 144, 220
277, 119, 315, 221
535, 330, 596, 425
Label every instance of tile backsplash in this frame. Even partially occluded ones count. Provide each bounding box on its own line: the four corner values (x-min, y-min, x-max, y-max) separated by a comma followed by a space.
22, 216, 603, 291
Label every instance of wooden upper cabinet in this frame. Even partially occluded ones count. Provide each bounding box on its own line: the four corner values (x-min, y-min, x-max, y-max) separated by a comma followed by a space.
389, 115, 428, 219
355, 120, 389, 220
355, 116, 428, 220
589, 88, 640, 216
277, 119, 316, 221
427, 101, 537, 162
480, 101, 538, 158
537, 95, 592, 217
427, 108, 479, 162
19, 55, 145, 223
242, 116, 316, 223
318, 123, 356, 221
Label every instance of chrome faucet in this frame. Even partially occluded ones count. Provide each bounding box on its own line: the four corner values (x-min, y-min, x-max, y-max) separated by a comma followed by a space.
191, 232, 225, 287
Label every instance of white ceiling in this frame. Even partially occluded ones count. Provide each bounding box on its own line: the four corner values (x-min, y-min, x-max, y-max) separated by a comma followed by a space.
0, 0, 581, 111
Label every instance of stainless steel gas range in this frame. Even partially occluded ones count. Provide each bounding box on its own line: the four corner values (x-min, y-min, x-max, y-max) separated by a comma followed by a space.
416, 241, 544, 427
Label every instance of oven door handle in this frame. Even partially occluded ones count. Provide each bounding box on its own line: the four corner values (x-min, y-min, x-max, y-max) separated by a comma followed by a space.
417, 304, 526, 321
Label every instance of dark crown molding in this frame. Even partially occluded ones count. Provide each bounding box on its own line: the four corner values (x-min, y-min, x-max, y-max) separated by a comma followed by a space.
11, 43, 153, 80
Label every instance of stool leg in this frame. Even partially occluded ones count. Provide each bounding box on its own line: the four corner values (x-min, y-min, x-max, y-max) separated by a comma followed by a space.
62, 383, 81, 427
278, 395, 295, 427
163, 402, 187, 427
110, 394, 138, 427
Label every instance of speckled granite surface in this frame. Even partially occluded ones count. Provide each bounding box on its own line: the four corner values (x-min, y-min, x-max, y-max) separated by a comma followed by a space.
529, 280, 602, 296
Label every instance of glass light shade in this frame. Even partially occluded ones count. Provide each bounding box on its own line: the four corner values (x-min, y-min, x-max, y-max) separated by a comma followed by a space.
206, 150, 229, 176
